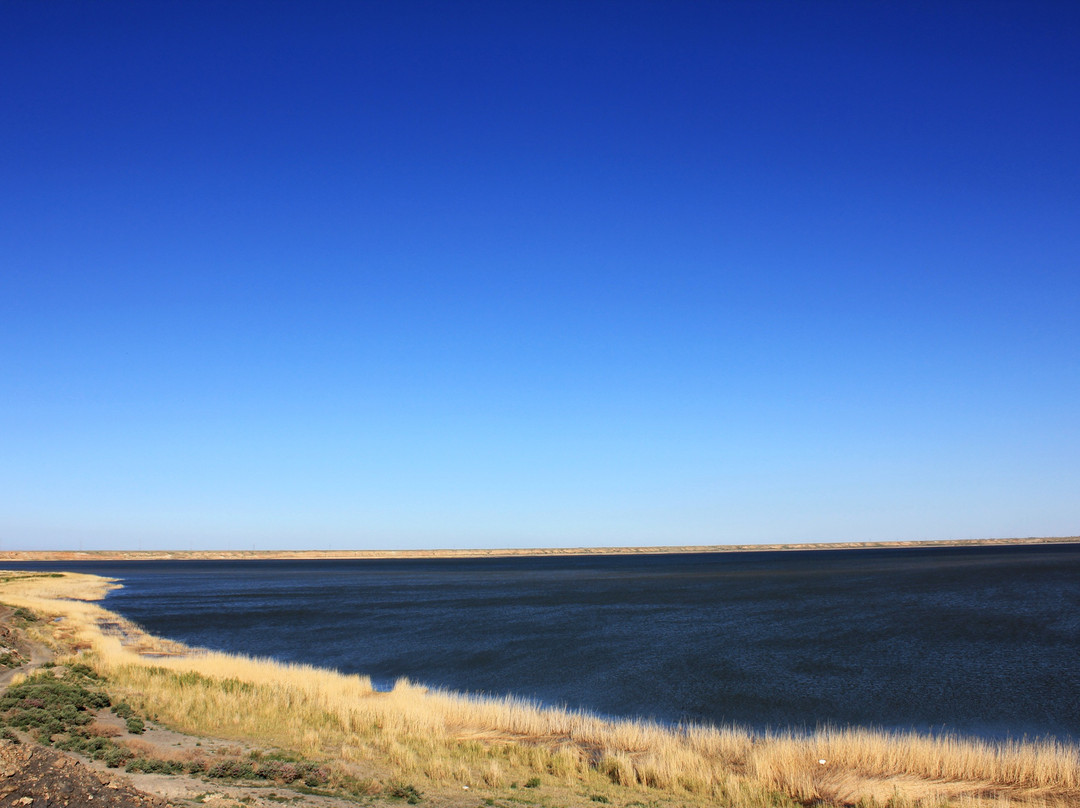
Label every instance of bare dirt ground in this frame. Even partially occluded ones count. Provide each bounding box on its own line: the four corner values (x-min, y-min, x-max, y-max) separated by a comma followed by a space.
0, 739, 170, 808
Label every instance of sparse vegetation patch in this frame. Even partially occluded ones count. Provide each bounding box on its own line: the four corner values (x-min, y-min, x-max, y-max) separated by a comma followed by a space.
0, 663, 144, 770
387, 782, 423, 803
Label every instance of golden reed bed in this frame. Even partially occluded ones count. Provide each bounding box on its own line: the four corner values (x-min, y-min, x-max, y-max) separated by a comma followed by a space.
2, 571, 1077, 807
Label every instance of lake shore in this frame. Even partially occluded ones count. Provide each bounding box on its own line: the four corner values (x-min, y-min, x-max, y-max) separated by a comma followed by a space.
1, 570, 1078, 808
2, 534, 1078, 562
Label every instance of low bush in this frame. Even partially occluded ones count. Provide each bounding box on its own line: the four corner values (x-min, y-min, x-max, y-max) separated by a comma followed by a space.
103, 746, 132, 768
126, 757, 185, 775
387, 782, 423, 804
0, 672, 107, 742
206, 758, 255, 779
111, 701, 134, 719
11, 607, 38, 622
0, 651, 25, 669
65, 663, 101, 681
193, 755, 329, 785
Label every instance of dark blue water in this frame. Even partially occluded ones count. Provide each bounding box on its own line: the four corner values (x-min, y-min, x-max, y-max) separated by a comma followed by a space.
8, 544, 1080, 740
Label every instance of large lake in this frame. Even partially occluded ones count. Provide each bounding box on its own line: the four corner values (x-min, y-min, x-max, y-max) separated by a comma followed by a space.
7, 544, 1080, 740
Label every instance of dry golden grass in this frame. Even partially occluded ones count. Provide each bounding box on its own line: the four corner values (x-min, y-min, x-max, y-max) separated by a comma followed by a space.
85, 721, 124, 738
120, 736, 205, 764
3, 570, 1077, 808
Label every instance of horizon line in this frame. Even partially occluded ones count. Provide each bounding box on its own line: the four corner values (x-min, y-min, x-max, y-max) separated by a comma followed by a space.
2, 535, 1078, 562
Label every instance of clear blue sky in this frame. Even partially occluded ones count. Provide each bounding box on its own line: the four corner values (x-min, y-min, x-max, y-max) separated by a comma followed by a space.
2, 1, 1078, 551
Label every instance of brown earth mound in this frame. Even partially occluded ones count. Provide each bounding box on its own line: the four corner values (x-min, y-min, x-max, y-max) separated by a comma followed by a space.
0, 739, 172, 808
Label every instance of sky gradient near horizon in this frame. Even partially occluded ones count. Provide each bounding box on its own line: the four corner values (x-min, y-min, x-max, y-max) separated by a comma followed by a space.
2, 1, 1079, 551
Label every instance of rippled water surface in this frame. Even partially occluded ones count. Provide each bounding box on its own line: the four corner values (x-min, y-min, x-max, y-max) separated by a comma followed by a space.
11, 544, 1080, 740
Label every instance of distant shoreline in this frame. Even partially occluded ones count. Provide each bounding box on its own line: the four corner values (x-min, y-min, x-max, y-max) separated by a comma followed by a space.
2, 534, 1077, 562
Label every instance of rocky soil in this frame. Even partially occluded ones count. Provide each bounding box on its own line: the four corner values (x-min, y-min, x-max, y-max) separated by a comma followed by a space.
0, 739, 170, 808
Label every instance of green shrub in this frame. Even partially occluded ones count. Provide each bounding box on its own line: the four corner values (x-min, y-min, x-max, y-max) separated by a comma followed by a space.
206, 759, 256, 779
1, 676, 108, 714
125, 716, 146, 734
64, 663, 101, 681
54, 734, 86, 753
111, 701, 134, 719
525, 776, 542, 788
126, 757, 184, 775
85, 736, 110, 756
189, 756, 327, 784
0, 652, 25, 669
0, 666, 110, 745
103, 746, 133, 768
388, 782, 423, 804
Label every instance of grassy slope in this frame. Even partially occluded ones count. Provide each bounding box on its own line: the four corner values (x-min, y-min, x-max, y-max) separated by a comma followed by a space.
1, 571, 1077, 808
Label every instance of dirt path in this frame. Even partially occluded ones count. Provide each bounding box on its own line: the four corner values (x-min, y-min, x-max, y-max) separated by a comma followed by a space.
0, 639, 53, 689
0, 606, 54, 689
